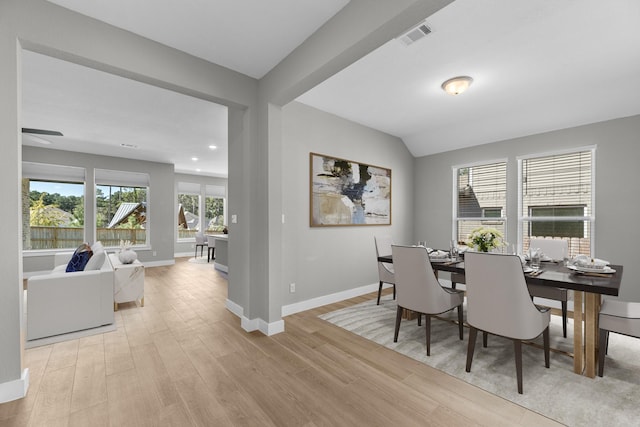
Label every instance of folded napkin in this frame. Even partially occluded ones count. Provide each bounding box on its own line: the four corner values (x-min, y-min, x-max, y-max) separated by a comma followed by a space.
573, 254, 610, 266
429, 249, 448, 259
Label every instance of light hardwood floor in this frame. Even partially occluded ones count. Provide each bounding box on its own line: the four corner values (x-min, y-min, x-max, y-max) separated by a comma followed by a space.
2, 258, 561, 426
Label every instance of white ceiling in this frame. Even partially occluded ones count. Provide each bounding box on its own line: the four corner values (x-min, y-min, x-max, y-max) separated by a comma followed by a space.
22, 50, 230, 177
298, 0, 640, 157
22, 0, 640, 177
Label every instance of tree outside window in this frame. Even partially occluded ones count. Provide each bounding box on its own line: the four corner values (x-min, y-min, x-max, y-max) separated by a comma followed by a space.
23, 179, 85, 250
205, 196, 225, 232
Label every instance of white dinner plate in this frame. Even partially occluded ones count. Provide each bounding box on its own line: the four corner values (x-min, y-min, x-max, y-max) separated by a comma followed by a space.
568, 265, 616, 274
523, 266, 533, 273
430, 257, 451, 263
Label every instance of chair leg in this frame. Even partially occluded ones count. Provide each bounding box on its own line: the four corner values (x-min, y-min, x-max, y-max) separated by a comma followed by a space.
543, 326, 550, 368
377, 281, 383, 305
417, 313, 421, 326
393, 306, 403, 342
562, 301, 568, 338
466, 326, 478, 372
451, 281, 457, 290
514, 339, 523, 394
482, 331, 488, 348
392, 284, 396, 300
457, 304, 464, 340
425, 315, 431, 356
605, 330, 610, 355
598, 328, 608, 377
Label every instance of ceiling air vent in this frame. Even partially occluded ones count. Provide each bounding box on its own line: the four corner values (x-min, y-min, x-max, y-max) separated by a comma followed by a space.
397, 22, 431, 46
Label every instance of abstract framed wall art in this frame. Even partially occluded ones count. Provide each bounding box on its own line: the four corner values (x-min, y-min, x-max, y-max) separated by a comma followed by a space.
310, 152, 391, 227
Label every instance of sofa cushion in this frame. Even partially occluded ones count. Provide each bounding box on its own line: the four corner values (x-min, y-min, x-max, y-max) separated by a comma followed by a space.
66, 243, 93, 272
84, 241, 105, 271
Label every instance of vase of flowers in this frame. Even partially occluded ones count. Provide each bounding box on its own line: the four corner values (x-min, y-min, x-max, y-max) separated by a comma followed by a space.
117, 239, 138, 264
467, 227, 504, 252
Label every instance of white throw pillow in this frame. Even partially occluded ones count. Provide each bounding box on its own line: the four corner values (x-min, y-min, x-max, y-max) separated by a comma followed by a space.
84, 241, 105, 271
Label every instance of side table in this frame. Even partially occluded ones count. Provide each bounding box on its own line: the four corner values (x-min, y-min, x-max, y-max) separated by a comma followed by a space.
109, 253, 145, 311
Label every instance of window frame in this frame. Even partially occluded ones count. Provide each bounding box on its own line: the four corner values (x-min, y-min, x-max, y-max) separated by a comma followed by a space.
95, 169, 150, 249
517, 146, 596, 256
22, 163, 87, 253
452, 158, 508, 245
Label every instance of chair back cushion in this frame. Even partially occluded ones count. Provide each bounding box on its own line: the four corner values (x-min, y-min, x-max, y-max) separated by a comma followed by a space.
392, 245, 463, 314
529, 238, 568, 260
464, 252, 549, 340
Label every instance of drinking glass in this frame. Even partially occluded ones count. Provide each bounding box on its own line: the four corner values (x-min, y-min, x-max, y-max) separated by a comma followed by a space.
450, 240, 458, 259
529, 247, 541, 271
418, 241, 427, 248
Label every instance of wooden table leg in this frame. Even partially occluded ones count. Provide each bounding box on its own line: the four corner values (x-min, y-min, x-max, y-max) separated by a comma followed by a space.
584, 292, 601, 378
573, 291, 584, 374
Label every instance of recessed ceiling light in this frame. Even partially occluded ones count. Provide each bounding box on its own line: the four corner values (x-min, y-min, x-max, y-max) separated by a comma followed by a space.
120, 143, 139, 149
192, 157, 198, 161
209, 145, 217, 150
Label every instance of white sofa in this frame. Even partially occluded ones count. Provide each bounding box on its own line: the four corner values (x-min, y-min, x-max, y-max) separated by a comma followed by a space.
27, 251, 115, 341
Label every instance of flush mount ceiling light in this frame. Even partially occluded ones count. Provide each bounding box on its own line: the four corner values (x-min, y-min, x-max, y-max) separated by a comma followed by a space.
441, 76, 473, 95
208, 145, 217, 150
191, 157, 199, 161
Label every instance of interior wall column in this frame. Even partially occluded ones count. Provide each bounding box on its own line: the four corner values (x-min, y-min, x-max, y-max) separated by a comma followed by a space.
0, 32, 29, 402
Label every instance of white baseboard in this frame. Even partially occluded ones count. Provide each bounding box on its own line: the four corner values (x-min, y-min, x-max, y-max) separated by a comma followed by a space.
140, 259, 175, 268
0, 369, 29, 404
214, 263, 228, 273
281, 282, 386, 317
226, 299, 285, 336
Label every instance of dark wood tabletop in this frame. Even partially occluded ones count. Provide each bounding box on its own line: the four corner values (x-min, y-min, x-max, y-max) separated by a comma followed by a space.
378, 255, 622, 296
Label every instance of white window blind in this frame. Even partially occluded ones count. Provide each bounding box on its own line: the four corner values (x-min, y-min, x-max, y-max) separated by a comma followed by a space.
519, 149, 594, 256
177, 182, 201, 195
454, 161, 507, 244
95, 169, 149, 187
23, 162, 85, 183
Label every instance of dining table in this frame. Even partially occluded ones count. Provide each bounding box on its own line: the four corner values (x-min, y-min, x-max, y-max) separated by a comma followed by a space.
377, 253, 623, 378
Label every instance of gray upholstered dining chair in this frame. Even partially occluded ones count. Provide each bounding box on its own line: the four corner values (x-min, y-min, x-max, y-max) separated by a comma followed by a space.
527, 238, 569, 338
374, 236, 396, 305
464, 251, 550, 394
598, 299, 640, 377
195, 232, 207, 258
391, 244, 464, 356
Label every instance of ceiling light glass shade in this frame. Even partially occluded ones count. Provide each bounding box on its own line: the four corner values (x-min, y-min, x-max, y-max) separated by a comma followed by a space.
441, 76, 473, 95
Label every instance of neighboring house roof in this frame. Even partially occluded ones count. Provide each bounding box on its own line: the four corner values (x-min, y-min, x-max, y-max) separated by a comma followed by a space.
178, 204, 187, 229
34, 206, 77, 227
107, 202, 146, 228
177, 204, 200, 230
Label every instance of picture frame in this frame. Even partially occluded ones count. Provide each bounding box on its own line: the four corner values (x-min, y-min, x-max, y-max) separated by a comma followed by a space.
310, 152, 391, 227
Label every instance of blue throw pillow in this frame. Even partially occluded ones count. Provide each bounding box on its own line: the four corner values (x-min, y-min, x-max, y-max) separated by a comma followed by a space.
66, 243, 93, 272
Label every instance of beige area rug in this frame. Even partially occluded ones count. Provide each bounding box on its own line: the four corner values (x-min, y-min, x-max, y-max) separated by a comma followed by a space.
319, 295, 640, 427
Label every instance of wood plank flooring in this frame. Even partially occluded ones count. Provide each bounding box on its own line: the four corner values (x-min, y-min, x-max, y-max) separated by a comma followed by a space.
1, 258, 562, 426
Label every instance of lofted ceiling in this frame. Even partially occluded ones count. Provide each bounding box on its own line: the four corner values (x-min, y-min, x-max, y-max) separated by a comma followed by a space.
22, 0, 640, 177
298, 0, 640, 157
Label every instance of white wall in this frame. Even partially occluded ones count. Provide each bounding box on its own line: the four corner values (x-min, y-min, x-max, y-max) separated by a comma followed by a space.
0, 0, 257, 396
281, 102, 415, 304
414, 114, 640, 301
